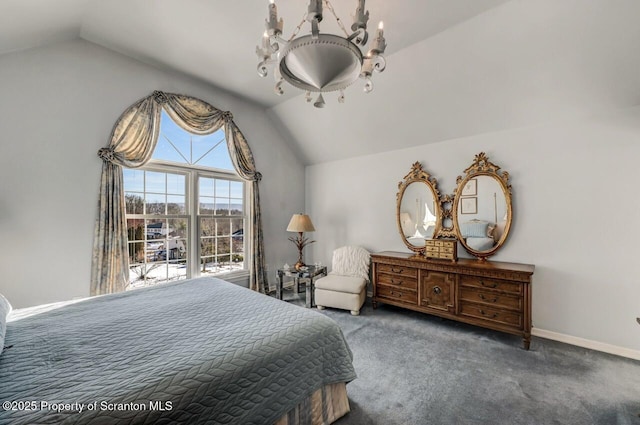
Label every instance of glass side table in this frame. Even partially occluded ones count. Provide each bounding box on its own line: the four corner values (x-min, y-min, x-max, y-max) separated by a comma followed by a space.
276, 265, 328, 308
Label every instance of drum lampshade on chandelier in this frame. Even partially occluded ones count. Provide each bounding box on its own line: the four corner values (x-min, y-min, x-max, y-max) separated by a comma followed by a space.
256, 0, 387, 108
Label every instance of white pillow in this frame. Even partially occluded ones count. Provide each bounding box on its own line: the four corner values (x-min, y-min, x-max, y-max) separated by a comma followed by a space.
331, 246, 371, 282
0, 294, 12, 355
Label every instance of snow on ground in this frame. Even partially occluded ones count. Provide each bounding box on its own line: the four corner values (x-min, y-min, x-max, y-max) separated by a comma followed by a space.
128, 261, 243, 289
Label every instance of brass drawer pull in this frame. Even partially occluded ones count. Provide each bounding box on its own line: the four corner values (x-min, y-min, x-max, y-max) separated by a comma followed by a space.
391, 279, 403, 286
391, 267, 404, 274
479, 294, 498, 303
479, 309, 499, 319
390, 290, 403, 297
479, 280, 498, 289
433, 286, 442, 295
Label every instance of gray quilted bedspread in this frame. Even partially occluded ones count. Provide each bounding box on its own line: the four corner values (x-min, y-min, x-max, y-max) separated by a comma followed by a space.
0, 278, 356, 424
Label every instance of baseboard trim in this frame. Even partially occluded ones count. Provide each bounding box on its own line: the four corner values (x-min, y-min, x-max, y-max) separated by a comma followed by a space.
532, 328, 640, 361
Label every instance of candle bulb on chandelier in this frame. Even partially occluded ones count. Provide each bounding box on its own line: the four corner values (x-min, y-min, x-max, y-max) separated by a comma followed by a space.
352, 0, 369, 30
308, 0, 323, 21
372, 21, 386, 54
267, 0, 280, 34
262, 31, 270, 49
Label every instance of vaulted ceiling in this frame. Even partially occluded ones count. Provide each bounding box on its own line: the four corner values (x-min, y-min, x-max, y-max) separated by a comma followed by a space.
2, 0, 640, 164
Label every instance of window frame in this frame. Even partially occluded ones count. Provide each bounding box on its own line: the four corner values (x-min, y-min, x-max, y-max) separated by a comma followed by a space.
124, 159, 250, 286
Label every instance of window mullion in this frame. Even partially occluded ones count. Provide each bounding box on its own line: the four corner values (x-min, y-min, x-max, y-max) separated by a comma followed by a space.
189, 170, 199, 279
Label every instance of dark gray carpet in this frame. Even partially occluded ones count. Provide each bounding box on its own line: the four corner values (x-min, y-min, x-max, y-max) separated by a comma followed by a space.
281, 291, 640, 425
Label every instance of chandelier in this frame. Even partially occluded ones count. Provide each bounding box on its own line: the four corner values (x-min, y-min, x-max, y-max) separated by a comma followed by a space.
256, 0, 387, 108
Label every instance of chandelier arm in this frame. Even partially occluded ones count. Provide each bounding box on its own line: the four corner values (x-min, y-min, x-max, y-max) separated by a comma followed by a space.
363, 76, 373, 93
256, 41, 277, 77
257, 60, 269, 77
371, 55, 386, 73
273, 34, 288, 45
347, 28, 368, 46
274, 79, 284, 95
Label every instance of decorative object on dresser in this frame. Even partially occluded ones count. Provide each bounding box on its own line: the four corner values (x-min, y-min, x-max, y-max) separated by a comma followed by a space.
396, 161, 455, 256
315, 246, 371, 316
286, 213, 316, 270
372, 251, 535, 349
453, 152, 512, 261
425, 239, 457, 262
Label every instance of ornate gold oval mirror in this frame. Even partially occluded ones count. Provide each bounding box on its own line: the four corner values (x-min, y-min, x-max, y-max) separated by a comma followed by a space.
453, 152, 512, 260
397, 162, 445, 255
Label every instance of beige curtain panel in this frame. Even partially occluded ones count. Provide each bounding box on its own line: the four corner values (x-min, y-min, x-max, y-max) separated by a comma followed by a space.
91, 91, 268, 296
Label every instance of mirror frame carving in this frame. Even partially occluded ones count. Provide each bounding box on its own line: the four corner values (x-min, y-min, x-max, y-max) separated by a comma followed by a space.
452, 152, 512, 261
438, 193, 457, 239
396, 162, 451, 255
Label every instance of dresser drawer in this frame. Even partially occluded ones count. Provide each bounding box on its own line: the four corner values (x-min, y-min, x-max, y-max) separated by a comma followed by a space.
377, 264, 418, 279
377, 285, 417, 305
459, 275, 522, 295
377, 273, 418, 291
459, 287, 522, 311
459, 303, 523, 329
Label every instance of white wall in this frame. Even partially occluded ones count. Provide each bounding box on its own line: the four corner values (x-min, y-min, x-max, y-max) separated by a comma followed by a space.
306, 105, 640, 354
0, 39, 304, 308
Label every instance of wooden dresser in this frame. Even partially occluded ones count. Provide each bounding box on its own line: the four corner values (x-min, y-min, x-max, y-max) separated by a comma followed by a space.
372, 251, 535, 349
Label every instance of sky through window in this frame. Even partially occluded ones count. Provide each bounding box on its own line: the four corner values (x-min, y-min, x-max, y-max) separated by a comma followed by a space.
152, 110, 234, 171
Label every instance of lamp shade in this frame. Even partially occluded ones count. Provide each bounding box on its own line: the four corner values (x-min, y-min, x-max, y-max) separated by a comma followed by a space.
287, 214, 315, 232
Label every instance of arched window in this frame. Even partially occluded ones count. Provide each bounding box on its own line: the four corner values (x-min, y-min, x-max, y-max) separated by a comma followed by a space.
123, 110, 248, 287
93, 91, 266, 296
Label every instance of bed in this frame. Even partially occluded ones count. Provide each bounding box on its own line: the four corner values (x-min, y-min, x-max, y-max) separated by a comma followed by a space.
460, 220, 498, 251
0, 277, 356, 424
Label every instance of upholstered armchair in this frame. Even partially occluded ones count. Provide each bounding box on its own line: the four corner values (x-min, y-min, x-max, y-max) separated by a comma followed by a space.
314, 246, 370, 316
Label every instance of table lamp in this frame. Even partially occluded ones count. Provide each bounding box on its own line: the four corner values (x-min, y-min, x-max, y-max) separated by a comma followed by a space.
287, 213, 316, 270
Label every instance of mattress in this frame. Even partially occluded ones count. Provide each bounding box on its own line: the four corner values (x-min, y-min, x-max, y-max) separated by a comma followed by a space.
0, 277, 356, 424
